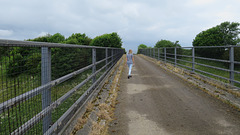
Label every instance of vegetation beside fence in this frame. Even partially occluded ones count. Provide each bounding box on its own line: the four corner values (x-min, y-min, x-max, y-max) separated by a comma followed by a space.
139, 46, 240, 88
0, 37, 124, 135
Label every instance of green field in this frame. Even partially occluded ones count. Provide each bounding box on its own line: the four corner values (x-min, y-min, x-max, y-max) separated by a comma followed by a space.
0, 57, 104, 134
156, 49, 240, 87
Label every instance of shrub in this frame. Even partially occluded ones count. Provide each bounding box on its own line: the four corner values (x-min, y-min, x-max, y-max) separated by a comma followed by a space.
7, 53, 25, 77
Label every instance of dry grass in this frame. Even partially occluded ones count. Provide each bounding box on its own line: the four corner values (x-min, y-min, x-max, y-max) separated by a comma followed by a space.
109, 92, 118, 108
88, 57, 125, 135
97, 103, 114, 121
70, 56, 124, 135
99, 103, 110, 111
97, 109, 113, 121
71, 101, 95, 135
78, 116, 88, 125
71, 116, 88, 135
86, 101, 95, 112
89, 121, 107, 135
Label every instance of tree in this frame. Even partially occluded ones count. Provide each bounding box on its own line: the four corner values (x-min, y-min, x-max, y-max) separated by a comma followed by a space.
27, 33, 65, 43
6, 32, 123, 78
24, 33, 93, 78
138, 44, 148, 49
7, 48, 25, 77
193, 21, 240, 58
65, 33, 91, 45
154, 40, 182, 56
48, 33, 65, 43
27, 33, 52, 42
0, 47, 9, 59
52, 33, 92, 79
219, 22, 240, 45
90, 32, 122, 48
19, 33, 65, 77
137, 44, 148, 54
154, 40, 181, 48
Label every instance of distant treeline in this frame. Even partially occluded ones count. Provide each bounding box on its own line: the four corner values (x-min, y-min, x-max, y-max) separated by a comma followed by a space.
27, 32, 122, 48
1, 32, 123, 78
138, 21, 240, 61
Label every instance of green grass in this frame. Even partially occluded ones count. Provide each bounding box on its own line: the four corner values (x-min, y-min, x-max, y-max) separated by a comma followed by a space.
175, 56, 240, 87
0, 61, 106, 134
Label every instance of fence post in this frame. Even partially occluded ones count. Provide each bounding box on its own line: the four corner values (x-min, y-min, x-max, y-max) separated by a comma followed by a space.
153, 48, 155, 59
92, 48, 96, 84
192, 47, 195, 72
164, 48, 166, 62
111, 49, 114, 67
175, 47, 177, 66
148, 48, 151, 57
150, 48, 152, 57
152, 48, 154, 58
230, 46, 234, 85
158, 48, 159, 61
41, 47, 52, 133
105, 48, 108, 71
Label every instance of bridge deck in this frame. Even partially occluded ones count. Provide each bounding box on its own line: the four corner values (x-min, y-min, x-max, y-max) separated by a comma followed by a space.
109, 55, 240, 135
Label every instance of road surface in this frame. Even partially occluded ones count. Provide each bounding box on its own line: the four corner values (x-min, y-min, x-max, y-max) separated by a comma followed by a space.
109, 55, 240, 135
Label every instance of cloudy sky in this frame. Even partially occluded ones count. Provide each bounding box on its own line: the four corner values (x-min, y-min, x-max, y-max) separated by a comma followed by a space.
0, 0, 240, 53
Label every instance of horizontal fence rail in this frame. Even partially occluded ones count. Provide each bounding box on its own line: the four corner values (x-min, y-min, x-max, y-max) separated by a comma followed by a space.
0, 39, 124, 134
139, 46, 240, 88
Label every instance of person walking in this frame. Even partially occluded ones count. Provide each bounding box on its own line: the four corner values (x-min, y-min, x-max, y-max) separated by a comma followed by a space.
126, 49, 134, 79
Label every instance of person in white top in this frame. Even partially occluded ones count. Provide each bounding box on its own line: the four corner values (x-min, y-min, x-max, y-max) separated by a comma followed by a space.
126, 49, 135, 79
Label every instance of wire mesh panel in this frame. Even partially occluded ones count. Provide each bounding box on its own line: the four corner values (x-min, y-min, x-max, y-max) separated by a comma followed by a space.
96, 48, 106, 72
235, 50, 240, 87
51, 47, 92, 80
176, 47, 193, 70
51, 47, 93, 127
0, 46, 42, 134
0, 40, 124, 134
194, 47, 230, 83
107, 49, 113, 70
152, 48, 156, 59
165, 48, 175, 64
158, 48, 164, 60
139, 46, 240, 88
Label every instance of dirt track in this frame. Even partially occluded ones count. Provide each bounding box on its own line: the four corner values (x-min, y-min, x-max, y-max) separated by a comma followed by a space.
109, 55, 240, 135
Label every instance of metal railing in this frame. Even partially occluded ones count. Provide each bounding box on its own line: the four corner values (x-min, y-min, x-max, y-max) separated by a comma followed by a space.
139, 46, 240, 87
0, 39, 124, 134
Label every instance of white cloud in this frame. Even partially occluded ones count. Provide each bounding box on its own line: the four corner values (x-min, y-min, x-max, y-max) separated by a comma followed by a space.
122, 3, 141, 18
187, 0, 216, 6
37, 32, 49, 37
0, 0, 240, 52
145, 23, 164, 31
0, 30, 13, 36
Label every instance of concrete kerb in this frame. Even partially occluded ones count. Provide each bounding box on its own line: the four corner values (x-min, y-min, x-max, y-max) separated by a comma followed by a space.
139, 54, 240, 111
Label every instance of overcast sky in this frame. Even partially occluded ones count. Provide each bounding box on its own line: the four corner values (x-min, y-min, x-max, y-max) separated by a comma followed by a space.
1, 0, 240, 53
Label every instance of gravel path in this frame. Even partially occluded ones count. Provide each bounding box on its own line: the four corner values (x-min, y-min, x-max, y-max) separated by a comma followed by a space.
109, 55, 240, 135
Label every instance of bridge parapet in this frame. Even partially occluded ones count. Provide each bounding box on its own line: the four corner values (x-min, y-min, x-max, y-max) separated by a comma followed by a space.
0, 39, 124, 134
139, 46, 240, 87
139, 54, 240, 111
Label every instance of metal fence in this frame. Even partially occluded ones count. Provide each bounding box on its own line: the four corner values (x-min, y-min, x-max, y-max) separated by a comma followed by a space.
0, 39, 124, 134
139, 46, 240, 87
